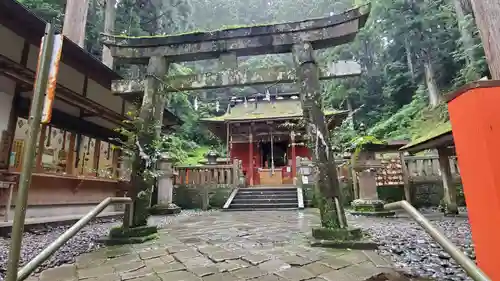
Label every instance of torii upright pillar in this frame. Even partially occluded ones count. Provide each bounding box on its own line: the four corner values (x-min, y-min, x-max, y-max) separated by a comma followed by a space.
292, 42, 348, 229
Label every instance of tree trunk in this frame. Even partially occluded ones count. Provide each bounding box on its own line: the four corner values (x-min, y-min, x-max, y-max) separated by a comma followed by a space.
62, 0, 90, 47
404, 36, 415, 82
423, 55, 440, 106
453, 0, 480, 81
470, 0, 500, 79
102, 0, 116, 69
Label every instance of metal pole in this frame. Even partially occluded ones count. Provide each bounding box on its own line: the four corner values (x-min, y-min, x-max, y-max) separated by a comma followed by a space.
5, 23, 55, 281
17, 197, 131, 280
385, 201, 491, 281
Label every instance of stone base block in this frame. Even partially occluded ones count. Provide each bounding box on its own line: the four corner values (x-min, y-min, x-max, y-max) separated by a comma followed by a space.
310, 239, 378, 250
312, 227, 363, 240
311, 227, 378, 250
101, 225, 158, 246
350, 210, 396, 217
350, 199, 395, 217
149, 203, 181, 215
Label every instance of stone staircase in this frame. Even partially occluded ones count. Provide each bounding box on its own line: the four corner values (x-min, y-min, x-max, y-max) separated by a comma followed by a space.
224, 186, 303, 210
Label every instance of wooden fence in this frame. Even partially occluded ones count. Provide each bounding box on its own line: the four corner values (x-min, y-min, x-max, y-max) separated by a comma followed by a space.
346, 155, 461, 186
174, 160, 242, 187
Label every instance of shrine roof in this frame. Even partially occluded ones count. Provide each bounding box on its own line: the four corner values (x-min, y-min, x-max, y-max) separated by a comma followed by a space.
201, 99, 347, 122
400, 122, 453, 153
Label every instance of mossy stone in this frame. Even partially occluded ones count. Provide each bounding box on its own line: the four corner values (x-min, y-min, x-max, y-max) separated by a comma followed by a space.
311, 227, 363, 241
103, 233, 159, 246
149, 204, 181, 215
109, 225, 158, 239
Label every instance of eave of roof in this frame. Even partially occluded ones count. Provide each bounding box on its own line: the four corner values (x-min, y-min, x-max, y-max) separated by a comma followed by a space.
0, 0, 121, 88
201, 109, 347, 123
400, 122, 453, 153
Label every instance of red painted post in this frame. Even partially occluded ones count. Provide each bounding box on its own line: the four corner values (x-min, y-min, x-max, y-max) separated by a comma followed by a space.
446, 81, 500, 280
248, 132, 253, 186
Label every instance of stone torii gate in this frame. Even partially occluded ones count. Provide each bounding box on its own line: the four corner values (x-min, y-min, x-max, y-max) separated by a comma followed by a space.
101, 4, 370, 239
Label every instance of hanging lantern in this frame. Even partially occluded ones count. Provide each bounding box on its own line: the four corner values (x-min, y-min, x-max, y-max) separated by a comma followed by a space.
244, 96, 248, 108
215, 100, 220, 112
265, 89, 271, 101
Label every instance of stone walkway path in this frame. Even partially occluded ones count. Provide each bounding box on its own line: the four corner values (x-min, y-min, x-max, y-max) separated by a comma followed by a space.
28, 211, 399, 281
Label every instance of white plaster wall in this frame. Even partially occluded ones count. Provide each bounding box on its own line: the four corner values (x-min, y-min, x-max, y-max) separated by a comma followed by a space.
25, 44, 38, 72
86, 79, 122, 113
0, 25, 23, 63
26, 46, 85, 95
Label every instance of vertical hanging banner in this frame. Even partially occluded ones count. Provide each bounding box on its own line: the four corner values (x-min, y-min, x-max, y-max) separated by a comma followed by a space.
41, 34, 64, 124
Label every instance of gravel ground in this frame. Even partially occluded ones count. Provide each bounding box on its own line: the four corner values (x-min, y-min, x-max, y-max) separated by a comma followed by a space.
0, 210, 216, 280
0, 208, 475, 281
349, 207, 474, 281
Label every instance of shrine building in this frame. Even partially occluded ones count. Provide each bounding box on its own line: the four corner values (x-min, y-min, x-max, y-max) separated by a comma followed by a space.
201, 92, 347, 186
0, 0, 180, 223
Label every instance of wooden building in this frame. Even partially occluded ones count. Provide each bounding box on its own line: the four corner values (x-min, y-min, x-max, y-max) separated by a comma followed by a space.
202, 93, 347, 186
0, 0, 180, 222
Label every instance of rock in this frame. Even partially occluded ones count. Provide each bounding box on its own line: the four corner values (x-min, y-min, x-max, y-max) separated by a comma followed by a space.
347, 211, 474, 281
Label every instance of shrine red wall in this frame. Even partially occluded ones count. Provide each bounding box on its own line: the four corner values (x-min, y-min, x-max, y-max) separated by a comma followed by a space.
296, 146, 311, 159
287, 146, 311, 160
231, 143, 262, 185
231, 142, 310, 185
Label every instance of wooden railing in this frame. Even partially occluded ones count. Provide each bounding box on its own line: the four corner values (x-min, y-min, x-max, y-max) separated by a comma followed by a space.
174, 160, 242, 187
404, 155, 460, 182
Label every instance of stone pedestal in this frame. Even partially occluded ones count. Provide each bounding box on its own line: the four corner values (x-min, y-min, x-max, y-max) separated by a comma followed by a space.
150, 155, 180, 215
350, 151, 395, 217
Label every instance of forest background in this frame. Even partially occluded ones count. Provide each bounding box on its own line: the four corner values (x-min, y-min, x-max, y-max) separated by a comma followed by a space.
17, 0, 488, 163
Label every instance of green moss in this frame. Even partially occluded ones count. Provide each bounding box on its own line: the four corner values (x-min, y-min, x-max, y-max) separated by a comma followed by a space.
318, 197, 341, 228
104, 233, 159, 246
173, 184, 232, 209
109, 225, 158, 239
312, 227, 363, 240
209, 188, 232, 208
108, 22, 282, 40
181, 146, 210, 165
310, 239, 378, 250
377, 186, 405, 203
400, 121, 452, 151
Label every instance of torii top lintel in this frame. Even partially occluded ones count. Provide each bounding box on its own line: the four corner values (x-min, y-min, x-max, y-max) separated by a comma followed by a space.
100, 4, 370, 63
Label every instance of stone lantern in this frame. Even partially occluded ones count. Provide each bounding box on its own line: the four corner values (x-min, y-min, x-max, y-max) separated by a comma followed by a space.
206, 150, 219, 165
150, 153, 180, 215
350, 149, 395, 216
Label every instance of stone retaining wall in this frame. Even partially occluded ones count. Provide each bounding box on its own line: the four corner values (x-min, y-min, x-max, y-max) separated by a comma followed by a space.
173, 184, 232, 209
302, 181, 466, 208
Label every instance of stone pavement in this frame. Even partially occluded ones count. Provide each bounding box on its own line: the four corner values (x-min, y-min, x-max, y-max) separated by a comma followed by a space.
29, 210, 400, 281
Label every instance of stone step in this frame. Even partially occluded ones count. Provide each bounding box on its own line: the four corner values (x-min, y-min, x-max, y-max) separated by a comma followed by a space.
229, 203, 298, 209
231, 198, 298, 204
238, 188, 296, 192
234, 194, 297, 199
237, 190, 297, 195
224, 207, 298, 212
